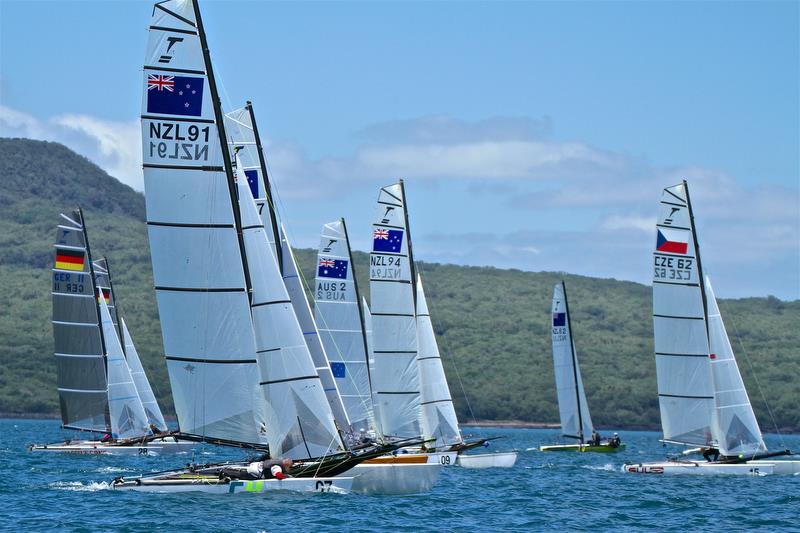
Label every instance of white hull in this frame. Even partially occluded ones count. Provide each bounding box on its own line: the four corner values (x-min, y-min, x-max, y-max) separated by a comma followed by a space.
347, 463, 441, 495
393, 449, 458, 466
623, 459, 800, 476
113, 476, 353, 494
457, 451, 518, 469
29, 437, 195, 456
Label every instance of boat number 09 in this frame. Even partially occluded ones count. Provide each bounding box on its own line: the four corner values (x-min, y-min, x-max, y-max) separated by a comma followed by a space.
315, 480, 333, 492
440, 455, 451, 465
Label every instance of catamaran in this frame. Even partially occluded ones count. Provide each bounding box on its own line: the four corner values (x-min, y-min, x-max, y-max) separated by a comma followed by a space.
111, 0, 402, 493
30, 210, 192, 455
539, 282, 624, 453
369, 180, 517, 469
623, 180, 798, 475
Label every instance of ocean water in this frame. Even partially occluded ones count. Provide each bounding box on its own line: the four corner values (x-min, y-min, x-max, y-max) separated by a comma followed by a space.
2, 419, 798, 532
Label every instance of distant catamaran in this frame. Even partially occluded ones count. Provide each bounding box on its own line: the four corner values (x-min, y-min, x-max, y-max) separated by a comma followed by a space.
30, 209, 191, 455
623, 180, 798, 475
540, 282, 624, 453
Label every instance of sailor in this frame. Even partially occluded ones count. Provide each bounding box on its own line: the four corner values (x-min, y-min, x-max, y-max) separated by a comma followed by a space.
265, 458, 293, 480
609, 433, 621, 448
148, 424, 162, 435
701, 446, 720, 462
590, 430, 601, 446
100, 433, 112, 443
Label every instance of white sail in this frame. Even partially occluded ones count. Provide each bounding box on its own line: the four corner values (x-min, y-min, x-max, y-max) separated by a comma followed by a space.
236, 172, 345, 459
551, 282, 593, 442
120, 317, 168, 432
705, 277, 766, 456
52, 210, 110, 433
141, 0, 267, 445
100, 298, 150, 440
653, 182, 715, 446
369, 181, 421, 438
280, 224, 352, 432
314, 219, 374, 433
416, 274, 462, 449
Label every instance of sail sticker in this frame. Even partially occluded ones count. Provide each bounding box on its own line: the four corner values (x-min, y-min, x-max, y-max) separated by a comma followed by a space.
373, 229, 404, 253
244, 169, 259, 198
95, 287, 111, 304
330, 362, 346, 378
146, 74, 204, 116
553, 312, 566, 327
656, 228, 688, 254
318, 258, 348, 279
55, 248, 85, 271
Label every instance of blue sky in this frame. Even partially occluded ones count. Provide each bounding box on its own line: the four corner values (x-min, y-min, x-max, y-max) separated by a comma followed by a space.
1, 1, 798, 299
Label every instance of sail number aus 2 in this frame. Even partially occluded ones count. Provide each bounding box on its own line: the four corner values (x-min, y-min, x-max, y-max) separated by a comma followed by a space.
654, 255, 692, 281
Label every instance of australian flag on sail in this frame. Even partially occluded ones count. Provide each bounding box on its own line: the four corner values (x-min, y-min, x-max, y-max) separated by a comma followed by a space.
146, 74, 204, 117
373, 228, 403, 253
330, 362, 346, 378
318, 258, 348, 279
553, 312, 566, 327
244, 169, 259, 198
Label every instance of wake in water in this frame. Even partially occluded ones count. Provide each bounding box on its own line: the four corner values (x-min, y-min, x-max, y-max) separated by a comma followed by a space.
581, 463, 615, 472
49, 481, 111, 492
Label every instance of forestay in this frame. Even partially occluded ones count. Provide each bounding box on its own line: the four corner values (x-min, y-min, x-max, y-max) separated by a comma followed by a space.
121, 317, 168, 432
416, 274, 462, 449
100, 298, 150, 439
141, 0, 267, 445
235, 171, 345, 459
705, 277, 766, 457
551, 282, 593, 442
652, 182, 714, 446
315, 219, 375, 434
369, 181, 422, 438
52, 210, 109, 433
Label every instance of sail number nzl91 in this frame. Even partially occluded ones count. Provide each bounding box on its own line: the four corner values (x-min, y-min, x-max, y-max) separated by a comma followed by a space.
653, 254, 693, 282
146, 121, 210, 162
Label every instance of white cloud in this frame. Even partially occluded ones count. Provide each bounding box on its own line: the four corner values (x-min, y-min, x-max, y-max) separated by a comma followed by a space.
0, 105, 142, 190
601, 215, 655, 233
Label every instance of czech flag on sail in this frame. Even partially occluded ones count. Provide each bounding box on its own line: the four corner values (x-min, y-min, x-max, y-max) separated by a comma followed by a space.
96, 287, 111, 305
330, 362, 346, 378
553, 312, 566, 327
656, 228, 688, 255
244, 169, 259, 199
146, 74, 204, 117
318, 258, 348, 279
373, 228, 404, 253
55, 248, 85, 271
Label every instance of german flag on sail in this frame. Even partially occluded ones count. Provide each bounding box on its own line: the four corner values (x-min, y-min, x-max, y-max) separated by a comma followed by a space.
55, 248, 85, 271
96, 287, 111, 305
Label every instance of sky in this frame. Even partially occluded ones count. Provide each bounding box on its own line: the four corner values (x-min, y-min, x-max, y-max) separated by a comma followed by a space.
1, 0, 798, 299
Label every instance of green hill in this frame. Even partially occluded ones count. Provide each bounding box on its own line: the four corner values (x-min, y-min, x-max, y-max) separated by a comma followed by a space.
1, 138, 798, 432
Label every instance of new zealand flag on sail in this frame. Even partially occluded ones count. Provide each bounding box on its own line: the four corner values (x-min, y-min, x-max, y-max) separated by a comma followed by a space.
244, 169, 259, 199
318, 258, 348, 279
553, 312, 566, 327
146, 74, 204, 117
373, 228, 403, 253
330, 362, 346, 378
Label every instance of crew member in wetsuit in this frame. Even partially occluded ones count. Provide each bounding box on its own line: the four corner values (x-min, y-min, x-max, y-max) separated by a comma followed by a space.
589, 430, 601, 447
609, 433, 621, 448
702, 447, 720, 462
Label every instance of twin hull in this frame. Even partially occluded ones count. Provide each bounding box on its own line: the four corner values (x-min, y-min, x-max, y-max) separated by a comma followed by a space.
29, 438, 195, 456
623, 460, 800, 476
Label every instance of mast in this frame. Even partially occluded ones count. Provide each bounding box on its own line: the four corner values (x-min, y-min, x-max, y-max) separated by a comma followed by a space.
399, 179, 417, 311
246, 100, 283, 272
561, 280, 585, 443
343, 217, 375, 398
102, 256, 125, 354
191, 0, 252, 299
683, 180, 709, 336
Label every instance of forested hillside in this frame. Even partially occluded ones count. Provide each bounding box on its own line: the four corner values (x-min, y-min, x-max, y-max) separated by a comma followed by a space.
1, 138, 798, 431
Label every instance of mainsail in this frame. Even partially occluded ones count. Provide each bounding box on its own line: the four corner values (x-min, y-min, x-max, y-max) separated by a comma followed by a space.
235, 169, 345, 459
92, 257, 124, 352
121, 317, 168, 432
551, 282, 593, 442
705, 277, 766, 456
315, 219, 375, 434
653, 181, 714, 446
416, 274, 462, 449
369, 181, 422, 438
100, 298, 150, 440
52, 210, 110, 433
141, 0, 267, 445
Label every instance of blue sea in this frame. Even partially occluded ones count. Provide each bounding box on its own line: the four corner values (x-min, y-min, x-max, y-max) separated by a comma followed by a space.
2, 419, 798, 532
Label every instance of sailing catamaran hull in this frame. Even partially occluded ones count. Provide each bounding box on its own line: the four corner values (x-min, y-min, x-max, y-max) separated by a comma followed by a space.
112, 476, 353, 494
456, 452, 518, 468
622, 460, 800, 476
364, 451, 458, 466
539, 443, 626, 453
29, 437, 196, 455
346, 463, 441, 495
